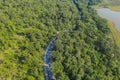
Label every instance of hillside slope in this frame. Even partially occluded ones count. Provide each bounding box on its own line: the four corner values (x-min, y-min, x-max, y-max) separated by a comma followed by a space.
0, 0, 120, 80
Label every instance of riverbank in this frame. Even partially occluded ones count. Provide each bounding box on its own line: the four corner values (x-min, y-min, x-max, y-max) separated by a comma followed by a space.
92, 0, 120, 11
108, 6, 120, 11
93, 5, 120, 11
92, 5, 120, 11
108, 20, 120, 48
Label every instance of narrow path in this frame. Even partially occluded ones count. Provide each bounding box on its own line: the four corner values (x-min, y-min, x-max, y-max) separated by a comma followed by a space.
44, 30, 71, 80
44, 0, 81, 80
44, 37, 57, 80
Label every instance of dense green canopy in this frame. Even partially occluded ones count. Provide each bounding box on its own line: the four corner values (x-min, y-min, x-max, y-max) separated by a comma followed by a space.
0, 0, 119, 80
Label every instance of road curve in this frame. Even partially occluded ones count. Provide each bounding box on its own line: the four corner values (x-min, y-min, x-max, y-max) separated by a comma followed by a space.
44, 0, 81, 80
44, 37, 57, 80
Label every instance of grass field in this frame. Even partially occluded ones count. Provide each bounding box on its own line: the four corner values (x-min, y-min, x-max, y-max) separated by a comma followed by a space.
108, 21, 120, 48
93, 0, 120, 11
108, 6, 120, 11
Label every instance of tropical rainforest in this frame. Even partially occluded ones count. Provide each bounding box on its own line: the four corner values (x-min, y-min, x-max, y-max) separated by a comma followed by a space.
0, 0, 120, 80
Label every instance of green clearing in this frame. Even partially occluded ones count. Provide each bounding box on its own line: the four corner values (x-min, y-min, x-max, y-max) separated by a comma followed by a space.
108, 21, 120, 48
93, 0, 120, 11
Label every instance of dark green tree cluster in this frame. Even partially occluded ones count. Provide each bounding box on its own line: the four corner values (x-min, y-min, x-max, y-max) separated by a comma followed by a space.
0, 0, 79, 80
88, 0, 102, 5
76, 0, 102, 5
51, 0, 120, 80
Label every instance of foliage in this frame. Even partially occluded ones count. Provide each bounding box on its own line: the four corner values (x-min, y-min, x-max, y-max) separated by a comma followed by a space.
51, 0, 120, 80
0, 0, 120, 80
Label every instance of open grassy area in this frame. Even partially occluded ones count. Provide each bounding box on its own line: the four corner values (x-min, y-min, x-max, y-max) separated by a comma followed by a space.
93, 0, 120, 11
108, 6, 120, 11
108, 21, 120, 48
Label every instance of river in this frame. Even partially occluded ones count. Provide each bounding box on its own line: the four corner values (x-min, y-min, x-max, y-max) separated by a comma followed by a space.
96, 8, 120, 32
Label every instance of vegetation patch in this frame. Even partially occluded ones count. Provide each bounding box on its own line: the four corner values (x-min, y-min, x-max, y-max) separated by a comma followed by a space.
0, 0, 120, 80
108, 20, 120, 48
93, 0, 120, 11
